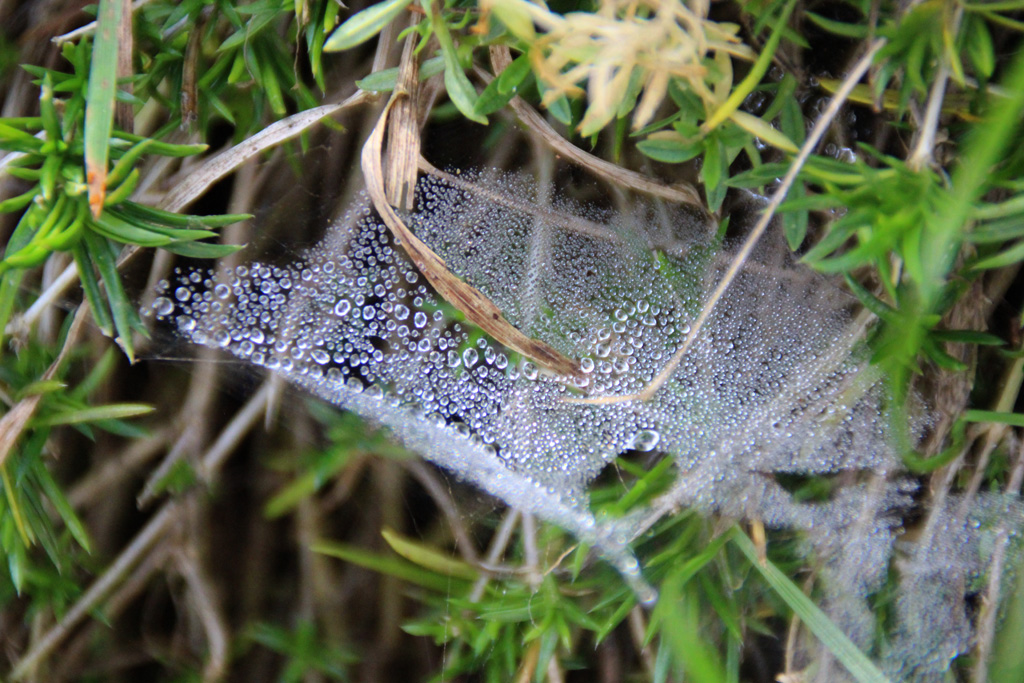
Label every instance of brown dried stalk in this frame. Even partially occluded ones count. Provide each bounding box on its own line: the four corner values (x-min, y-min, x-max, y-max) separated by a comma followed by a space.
360, 91, 580, 377
384, 30, 421, 211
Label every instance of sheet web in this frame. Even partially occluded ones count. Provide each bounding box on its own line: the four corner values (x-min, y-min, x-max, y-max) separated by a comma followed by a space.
147, 171, 1022, 679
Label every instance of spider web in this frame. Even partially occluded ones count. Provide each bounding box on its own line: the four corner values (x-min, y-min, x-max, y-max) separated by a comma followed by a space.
148, 171, 1022, 675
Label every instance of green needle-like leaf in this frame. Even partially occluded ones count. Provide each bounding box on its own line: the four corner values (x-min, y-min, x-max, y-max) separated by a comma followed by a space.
84, 0, 124, 219
430, 2, 487, 125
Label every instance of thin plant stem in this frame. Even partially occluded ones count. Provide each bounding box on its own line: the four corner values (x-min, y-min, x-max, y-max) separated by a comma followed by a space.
10, 504, 177, 681
403, 460, 482, 565
908, 62, 951, 171
470, 509, 520, 602
485, 46, 705, 209
175, 547, 229, 683
522, 512, 541, 589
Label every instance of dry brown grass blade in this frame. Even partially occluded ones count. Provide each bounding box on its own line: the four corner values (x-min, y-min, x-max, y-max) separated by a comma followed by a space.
384, 31, 421, 211
0, 395, 43, 471
180, 11, 204, 129
360, 94, 580, 377
569, 39, 886, 406
488, 45, 706, 211
160, 97, 367, 213
114, 0, 133, 133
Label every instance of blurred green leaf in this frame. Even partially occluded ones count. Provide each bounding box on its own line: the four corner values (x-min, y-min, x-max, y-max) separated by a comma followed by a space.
962, 409, 1024, 427
805, 11, 869, 38
381, 528, 480, 580
312, 539, 470, 593
637, 133, 703, 163
355, 55, 445, 92
432, 6, 486, 125
324, 0, 413, 52
33, 403, 154, 427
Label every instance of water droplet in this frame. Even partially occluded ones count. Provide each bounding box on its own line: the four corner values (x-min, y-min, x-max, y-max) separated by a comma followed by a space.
154, 297, 173, 316
522, 362, 538, 380
632, 429, 660, 452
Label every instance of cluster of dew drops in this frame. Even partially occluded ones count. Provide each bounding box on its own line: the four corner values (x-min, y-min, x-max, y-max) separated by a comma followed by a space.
147, 173, 881, 492
402, 176, 720, 415
146, 208, 673, 475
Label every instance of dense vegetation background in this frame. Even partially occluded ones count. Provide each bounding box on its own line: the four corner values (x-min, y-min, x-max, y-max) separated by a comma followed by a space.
1, 0, 1024, 681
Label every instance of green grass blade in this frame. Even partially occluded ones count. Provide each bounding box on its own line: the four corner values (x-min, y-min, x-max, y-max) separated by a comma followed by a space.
84, 0, 125, 218
381, 528, 480, 580
702, 0, 797, 132
71, 243, 113, 336
656, 578, 728, 683
732, 530, 891, 683
30, 458, 93, 553
311, 539, 468, 593
962, 409, 1024, 427
162, 241, 244, 259
33, 403, 154, 427
431, 4, 486, 125
990, 567, 1024, 680
922, 46, 1024, 303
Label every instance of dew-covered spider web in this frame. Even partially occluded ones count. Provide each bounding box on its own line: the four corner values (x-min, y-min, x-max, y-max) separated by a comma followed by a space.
147, 171, 1022, 680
